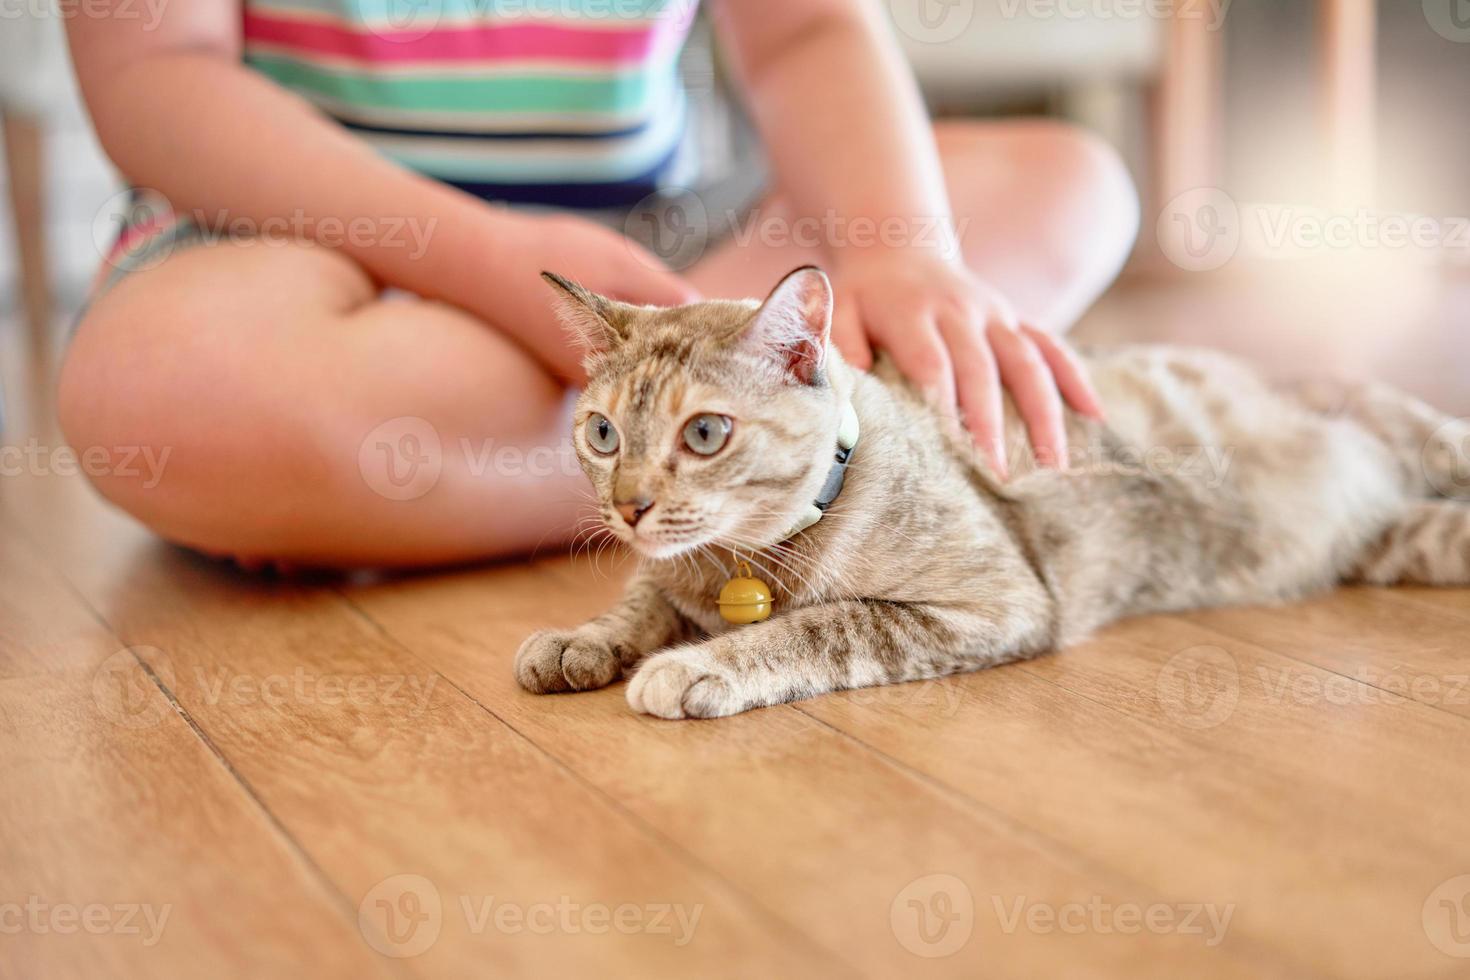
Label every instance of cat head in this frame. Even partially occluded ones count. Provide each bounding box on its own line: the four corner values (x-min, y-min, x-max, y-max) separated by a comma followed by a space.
545, 266, 848, 560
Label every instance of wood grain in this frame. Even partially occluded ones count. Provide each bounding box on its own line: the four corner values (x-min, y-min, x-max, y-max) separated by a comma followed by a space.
343, 562, 1291, 978
3, 306, 1468, 978
798, 611, 1470, 977
0, 511, 394, 980
21, 531, 831, 978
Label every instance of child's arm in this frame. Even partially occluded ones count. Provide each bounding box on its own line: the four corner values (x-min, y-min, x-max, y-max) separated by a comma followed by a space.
715, 0, 1104, 476
66, 4, 696, 381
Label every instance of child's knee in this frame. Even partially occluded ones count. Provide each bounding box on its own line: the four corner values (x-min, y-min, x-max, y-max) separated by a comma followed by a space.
939, 118, 1140, 269
1023, 120, 1140, 257
58, 311, 183, 534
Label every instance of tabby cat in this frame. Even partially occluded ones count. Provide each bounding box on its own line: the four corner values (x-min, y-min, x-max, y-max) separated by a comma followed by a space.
515, 266, 1469, 719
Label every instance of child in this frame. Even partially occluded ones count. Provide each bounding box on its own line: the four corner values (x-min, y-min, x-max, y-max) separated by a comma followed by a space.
60, 0, 1138, 568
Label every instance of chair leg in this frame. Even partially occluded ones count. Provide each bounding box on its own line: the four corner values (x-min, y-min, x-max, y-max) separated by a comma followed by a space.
1318, 0, 1377, 207
1154, 4, 1223, 206
1140, 2, 1224, 274
3, 109, 52, 359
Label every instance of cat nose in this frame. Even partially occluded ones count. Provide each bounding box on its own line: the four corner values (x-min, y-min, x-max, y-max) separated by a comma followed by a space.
615, 497, 655, 528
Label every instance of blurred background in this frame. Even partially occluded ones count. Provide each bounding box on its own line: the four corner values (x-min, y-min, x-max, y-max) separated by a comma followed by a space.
1, 0, 1467, 410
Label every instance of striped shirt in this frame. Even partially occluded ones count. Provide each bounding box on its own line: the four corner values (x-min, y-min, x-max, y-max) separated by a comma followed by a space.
242, 0, 700, 209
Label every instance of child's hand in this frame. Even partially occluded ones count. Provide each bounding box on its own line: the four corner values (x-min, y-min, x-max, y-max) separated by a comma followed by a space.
829, 251, 1104, 479
499, 213, 700, 381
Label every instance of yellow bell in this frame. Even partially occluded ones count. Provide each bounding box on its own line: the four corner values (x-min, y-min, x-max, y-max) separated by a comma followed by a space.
717, 562, 773, 625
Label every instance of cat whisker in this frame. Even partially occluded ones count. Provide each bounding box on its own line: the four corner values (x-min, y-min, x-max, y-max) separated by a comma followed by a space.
571, 524, 615, 569
716, 533, 826, 599
696, 542, 731, 579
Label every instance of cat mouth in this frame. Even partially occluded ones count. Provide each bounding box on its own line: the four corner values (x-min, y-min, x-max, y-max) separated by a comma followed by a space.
611, 509, 794, 560
620, 516, 793, 562
613, 518, 731, 561
625, 531, 707, 561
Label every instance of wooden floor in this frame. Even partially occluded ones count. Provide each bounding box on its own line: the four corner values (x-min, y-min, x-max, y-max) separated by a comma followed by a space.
3, 280, 1469, 979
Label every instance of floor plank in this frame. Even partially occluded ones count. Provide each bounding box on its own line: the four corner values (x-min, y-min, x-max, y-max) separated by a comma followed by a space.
5, 286, 1469, 978
1190, 590, 1470, 719
23, 531, 832, 977
795, 609, 1470, 980
0, 512, 396, 980
342, 559, 1298, 978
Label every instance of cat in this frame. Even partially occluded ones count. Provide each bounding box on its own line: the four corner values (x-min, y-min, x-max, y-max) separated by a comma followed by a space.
514, 266, 1470, 719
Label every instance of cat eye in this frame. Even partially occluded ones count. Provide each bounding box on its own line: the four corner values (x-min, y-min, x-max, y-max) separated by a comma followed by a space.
682, 413, 732, 456
585, 413, 620, 455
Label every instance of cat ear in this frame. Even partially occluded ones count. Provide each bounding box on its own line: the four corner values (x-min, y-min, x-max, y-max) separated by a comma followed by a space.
745, 266, 833, 385
541, 271, 629, 351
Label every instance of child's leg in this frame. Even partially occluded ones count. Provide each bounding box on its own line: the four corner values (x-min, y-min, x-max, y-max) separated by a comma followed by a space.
59, 119, 1136, 569
689, 119, 1139, 332
59, 239, 586, 568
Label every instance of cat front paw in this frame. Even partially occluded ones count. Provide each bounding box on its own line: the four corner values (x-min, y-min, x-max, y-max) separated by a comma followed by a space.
626, 646, 741, 719
514, 629, 622, 694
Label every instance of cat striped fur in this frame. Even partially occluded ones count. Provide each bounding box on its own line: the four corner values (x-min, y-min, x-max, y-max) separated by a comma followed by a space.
515, 267, 1470, 719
